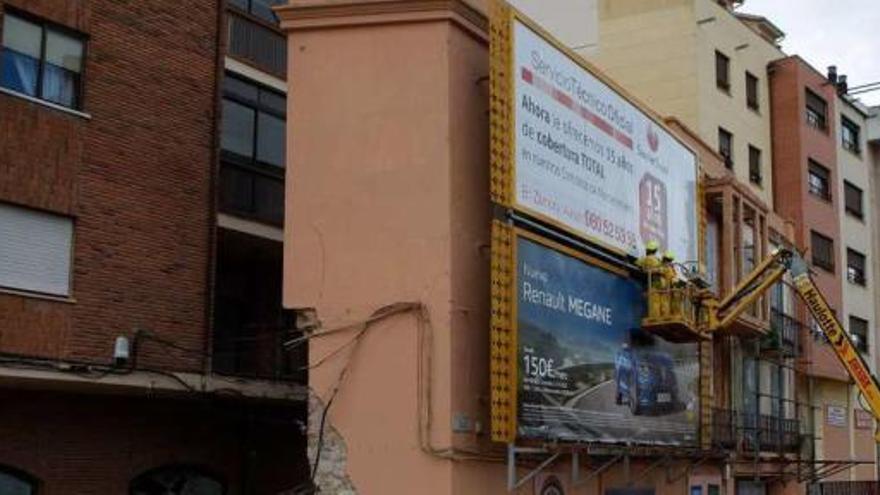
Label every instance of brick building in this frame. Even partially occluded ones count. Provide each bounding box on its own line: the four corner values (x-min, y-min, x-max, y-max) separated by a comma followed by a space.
0, 1, 307, 493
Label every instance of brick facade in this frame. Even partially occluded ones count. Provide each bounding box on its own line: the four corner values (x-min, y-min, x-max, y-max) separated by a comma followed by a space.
770, 56, 847, 381
0, 1, 307, 491
0, 390, 309, 494
0, 0, 218, 371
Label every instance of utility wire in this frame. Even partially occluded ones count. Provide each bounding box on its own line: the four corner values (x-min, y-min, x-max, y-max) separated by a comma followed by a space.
301, 301, 503, 491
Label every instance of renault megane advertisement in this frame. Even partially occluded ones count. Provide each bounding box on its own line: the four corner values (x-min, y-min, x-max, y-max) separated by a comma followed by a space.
516, 236, 698, 446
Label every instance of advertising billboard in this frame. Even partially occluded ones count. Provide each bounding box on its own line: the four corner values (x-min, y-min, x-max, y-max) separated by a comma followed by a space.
490, 4, 699, 260
516, 234, 699, 445
515, 235, 699, 445
490, 223, 699, 445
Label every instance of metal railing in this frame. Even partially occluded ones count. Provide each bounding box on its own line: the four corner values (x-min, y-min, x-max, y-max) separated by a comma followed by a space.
219, 161, 284, 226
212, 324, 304, 382
765, 309, 800, 357
712, 408, 801, 454
227, 10, 287, 76
810, 481, 880, 495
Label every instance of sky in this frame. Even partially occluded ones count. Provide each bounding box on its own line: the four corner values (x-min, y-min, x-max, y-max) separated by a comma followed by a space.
739, 0, 880, 106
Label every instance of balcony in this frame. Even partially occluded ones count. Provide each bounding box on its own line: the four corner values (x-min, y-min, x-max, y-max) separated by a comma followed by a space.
712, 408, 801, 454
212, 228, 303, 383
219, 161, 284, 226
762, 309, 800, 358
227, 9, 287, 77
213, 323, 304, 382
811, 482, 880, 495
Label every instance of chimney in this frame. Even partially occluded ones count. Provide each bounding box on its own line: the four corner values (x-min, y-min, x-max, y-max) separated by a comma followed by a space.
827, 65, 838, 84
838, 75, 848, 95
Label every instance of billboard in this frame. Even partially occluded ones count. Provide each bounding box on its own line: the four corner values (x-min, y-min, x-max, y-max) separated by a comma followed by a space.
490, 223, 699, 445
490, 3, 699, 260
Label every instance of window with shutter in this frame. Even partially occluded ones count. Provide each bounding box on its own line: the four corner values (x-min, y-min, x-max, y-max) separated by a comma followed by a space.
0, 203, 73, 297
805, 89, 827, 130
844, 181, 863, 219
810, 231, 834, 272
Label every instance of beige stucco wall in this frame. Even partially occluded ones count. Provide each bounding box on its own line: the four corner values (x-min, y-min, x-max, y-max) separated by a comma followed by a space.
506, 0, 598, 55
584, 0, 781, 207
589, 0, 700, 129
837, 100, 879, 481
693, 0, 781, 208
813, 378, 856, 481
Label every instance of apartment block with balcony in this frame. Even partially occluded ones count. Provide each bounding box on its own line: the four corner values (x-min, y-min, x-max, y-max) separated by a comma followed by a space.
0, 1, 306, 493
660, 118, 810, 495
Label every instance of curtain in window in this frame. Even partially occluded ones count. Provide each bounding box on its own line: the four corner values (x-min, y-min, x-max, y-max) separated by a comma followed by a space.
0, 48, 39, 96
1, 15, 41, 95
42, 30, 82, 107
41, 64, 78, 107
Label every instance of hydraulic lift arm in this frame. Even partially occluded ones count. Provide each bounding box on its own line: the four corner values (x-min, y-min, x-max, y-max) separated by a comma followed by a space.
711, 248, 880, 441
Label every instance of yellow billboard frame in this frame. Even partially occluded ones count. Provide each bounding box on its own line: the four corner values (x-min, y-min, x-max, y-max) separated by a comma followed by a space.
489, 220, 631, 443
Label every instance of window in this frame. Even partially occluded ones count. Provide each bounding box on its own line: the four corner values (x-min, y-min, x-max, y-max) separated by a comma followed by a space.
746, 72, 759, 110
844, 181, 864, 219
718, 127, 733, 168
0, 465, 38, 495
849, 316, 869, 354
808, 160, 831, 201
0, 12, 85, 109
748, 145, 762, 185
841, 116, 861, 154
221, 74, 286, 168
227, 0, 286, 23
847, 248, 866, 286
0, 202, 73, 296
715, 50, 730, 91
130, 465, 224, 495
805, 89, 827, 130
220, 73, 286, 224
810, 230, 834, 272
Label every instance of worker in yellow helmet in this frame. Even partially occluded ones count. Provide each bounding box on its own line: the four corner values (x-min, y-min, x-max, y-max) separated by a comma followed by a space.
637, 240, 661, 270
638, 241, 664, 318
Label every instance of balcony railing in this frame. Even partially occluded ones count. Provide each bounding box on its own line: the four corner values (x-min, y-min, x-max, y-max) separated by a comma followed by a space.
212, 324, 305, 382
712, 408, 800, 454
811, 481, 880, 495
763, 309, 800, 357
227, 9, 287, 77
219, 161, 284, 226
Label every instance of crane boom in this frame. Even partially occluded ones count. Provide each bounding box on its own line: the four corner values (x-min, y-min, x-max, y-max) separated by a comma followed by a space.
725, 249, 880, 441
642, 247, 880, 440
788, 260, 880, 440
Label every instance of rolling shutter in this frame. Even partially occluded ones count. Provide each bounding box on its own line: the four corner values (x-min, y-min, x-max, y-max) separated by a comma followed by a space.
0, 203, 73, 296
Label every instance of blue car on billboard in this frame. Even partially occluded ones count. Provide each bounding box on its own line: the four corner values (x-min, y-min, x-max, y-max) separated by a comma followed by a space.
614, 343, 679, 415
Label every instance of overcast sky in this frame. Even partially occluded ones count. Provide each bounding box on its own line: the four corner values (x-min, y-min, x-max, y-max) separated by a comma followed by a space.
739, 0, 880, 106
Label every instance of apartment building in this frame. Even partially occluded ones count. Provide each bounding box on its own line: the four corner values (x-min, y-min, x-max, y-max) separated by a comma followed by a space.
274, 1, 829, 494
489, 0, 880, 492
0, 1, 307, 493
584, 0, 782, 207
834, 88, 878, 482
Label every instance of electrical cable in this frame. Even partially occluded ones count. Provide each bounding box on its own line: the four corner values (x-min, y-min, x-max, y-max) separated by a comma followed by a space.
136, 328, 209, 357
302, 301, 503, 490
